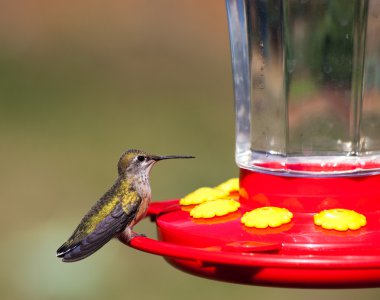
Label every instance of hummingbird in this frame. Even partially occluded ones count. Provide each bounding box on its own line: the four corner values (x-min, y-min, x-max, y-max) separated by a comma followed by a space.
57, 149, 194, 262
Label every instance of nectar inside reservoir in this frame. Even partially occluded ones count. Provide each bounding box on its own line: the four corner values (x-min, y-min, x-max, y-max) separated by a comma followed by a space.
243, 155, 380, 176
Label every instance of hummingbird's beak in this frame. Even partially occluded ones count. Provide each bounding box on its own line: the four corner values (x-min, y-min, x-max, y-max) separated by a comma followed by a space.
152, 155, 195, 161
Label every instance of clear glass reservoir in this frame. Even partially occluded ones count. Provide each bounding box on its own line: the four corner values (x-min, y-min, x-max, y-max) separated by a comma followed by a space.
226, 0, 380, 176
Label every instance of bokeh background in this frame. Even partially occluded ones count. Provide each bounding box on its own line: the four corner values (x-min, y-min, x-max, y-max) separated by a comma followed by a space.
1, 1, 379, 299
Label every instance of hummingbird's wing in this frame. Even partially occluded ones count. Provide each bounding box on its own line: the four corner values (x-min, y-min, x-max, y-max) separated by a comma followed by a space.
57, 189, 141, 262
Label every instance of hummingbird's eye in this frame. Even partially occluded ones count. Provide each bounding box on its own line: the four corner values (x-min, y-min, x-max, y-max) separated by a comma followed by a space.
137, 155, 145, 162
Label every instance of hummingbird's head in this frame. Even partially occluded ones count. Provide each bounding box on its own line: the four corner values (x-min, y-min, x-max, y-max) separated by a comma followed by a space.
117, 149, 194, 177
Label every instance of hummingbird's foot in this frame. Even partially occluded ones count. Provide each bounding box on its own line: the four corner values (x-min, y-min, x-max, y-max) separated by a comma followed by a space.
117, 229, 146, 244
130, 232, 146, 239
124, 232, 146, 244
118, 228, 147, 244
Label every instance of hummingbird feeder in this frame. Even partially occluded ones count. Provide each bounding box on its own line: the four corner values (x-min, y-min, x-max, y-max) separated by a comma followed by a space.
126, 0, 380, 288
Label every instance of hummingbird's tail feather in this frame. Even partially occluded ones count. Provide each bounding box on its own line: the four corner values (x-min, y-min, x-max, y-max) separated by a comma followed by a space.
57, 232, 115, 262
56, 240, 76, 258
57, 203, 132, 262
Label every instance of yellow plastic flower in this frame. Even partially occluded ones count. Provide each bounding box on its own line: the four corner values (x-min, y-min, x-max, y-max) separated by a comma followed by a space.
190, 199, 240, 219
215, 178, 239, 194
180, 187, 228, 206
314, 209, 366, 231
241, 207, 293, 228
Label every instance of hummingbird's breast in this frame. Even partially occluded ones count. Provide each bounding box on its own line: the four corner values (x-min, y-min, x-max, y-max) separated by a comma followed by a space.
130, 174, 151, 227
135, 173, 151, 200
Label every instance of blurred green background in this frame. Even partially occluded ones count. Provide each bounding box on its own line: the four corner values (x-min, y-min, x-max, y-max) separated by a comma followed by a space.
1, 1, 379, 299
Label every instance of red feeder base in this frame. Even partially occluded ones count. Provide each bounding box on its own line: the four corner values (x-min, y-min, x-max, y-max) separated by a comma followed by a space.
126, 169, 380, 288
